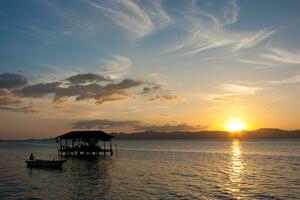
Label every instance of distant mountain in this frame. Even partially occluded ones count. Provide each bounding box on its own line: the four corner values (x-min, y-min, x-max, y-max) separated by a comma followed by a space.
2, 138, 55, 142
111, 128, 300, 140
2, 129, 300, 141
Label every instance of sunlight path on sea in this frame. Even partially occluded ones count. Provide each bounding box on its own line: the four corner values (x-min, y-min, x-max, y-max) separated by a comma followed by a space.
228, 140, 244, 199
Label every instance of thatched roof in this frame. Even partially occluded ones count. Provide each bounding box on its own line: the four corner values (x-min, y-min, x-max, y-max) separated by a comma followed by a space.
56, 130, 114, 141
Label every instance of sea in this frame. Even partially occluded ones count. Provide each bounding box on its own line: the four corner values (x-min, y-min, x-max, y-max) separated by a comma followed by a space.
0, 139, 299, 200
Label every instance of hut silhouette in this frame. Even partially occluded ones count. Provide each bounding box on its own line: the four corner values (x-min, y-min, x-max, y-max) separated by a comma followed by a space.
56, 130, 114, 156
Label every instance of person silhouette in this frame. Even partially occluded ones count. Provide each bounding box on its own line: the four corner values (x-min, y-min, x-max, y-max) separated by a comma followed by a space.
29, 153, 34, 161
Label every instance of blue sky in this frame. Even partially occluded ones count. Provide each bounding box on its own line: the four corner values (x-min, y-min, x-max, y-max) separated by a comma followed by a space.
1, 0, 300, 138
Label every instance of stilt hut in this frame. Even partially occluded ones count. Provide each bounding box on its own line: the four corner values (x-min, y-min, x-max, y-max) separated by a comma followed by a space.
56, 130, 114, 156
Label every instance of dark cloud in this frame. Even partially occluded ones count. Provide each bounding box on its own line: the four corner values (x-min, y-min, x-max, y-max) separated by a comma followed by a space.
0, 72, 179, 115
0, 73, 28, 89
18, 77, 144, 105
141, 85, 180, 102
19, 82, 61, 97
0, 72, 179, 107
0, 105, 38, 114
95, 95, 127, 105
147, 95, 180, 102
0, 89, 22, 105
0, 88, 38, 114
140, 85, 162, 95
65, 73, 110, 84
72, 119, 207, 132
72, 119, 140, 129
105, 79, 142, 90
54, 83, 107, 103
54, 79, 143, 104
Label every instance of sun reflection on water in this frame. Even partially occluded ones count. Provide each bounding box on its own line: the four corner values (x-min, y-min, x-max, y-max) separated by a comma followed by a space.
228, 139, 244, 198
231, 140, 243, 179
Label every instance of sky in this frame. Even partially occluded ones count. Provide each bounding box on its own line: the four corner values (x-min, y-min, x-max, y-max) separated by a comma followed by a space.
1, 0, 300, 139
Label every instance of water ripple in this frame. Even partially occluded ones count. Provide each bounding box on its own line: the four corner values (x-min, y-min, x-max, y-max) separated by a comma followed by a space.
1, 140, 300, 199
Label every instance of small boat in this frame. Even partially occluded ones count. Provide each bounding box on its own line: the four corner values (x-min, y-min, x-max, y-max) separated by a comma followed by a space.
26, 159, 66, 169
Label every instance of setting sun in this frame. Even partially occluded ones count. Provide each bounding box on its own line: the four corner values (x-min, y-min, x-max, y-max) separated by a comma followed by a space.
226, 119, 246, 132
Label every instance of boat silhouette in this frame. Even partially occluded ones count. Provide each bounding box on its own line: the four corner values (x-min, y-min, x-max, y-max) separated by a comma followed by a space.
26, 159, 66, 169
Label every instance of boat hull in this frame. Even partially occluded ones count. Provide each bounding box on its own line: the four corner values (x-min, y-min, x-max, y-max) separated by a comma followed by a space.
26, 160, 65, 169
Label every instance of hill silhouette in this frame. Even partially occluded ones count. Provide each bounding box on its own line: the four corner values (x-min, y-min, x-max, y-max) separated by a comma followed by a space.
111, 128, 300, 140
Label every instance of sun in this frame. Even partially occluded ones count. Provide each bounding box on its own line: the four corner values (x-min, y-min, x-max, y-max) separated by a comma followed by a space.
226, 119, 246, 132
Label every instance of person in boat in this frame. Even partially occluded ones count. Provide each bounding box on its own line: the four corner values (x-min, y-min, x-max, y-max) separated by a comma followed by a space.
29, 153, 34, 161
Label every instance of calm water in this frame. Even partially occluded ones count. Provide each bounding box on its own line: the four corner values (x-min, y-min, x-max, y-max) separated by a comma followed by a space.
0, 140, 299, 200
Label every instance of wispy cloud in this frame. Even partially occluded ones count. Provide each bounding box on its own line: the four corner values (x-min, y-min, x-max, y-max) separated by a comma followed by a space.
232, 29, 275, 51
237, 57, 276, 67
220, 83, 263, 95
223, 0, 240, 25
90, 0, 171, 38
0, 25, 56, 44
31, 65, 79, 84
261, 47, 300, 64
101, 55, 132, 79
168, 0, 274, 56
43, 0, 171, 37
34, 55, 132, 83
144, 0, 173, 28
90, 0, 153, 37
235, 46, 300, 68
266, 74, 300, 85
43, 0, 97, 32
208, 83, 263, 103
